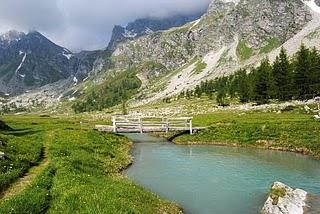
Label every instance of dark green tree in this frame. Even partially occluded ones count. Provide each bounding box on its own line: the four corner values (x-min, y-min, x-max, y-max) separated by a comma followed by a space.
253, 58, 273, 104
293, 44, 311, 100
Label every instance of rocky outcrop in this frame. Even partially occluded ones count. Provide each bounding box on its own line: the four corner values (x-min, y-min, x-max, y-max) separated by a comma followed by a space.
107, 12, 204, 50
261, 182, 307, 214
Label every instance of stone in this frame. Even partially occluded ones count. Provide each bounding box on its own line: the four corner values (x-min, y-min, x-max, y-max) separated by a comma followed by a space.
261, 182, 308, 214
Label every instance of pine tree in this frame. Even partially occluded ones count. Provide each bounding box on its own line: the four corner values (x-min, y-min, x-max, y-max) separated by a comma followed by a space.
293, 44, 311, 100
272, 47, 293, 100
309, 47, 320, 97
194, 85, 202, 98
253, 58, 272, 104
237, 69, 251, 103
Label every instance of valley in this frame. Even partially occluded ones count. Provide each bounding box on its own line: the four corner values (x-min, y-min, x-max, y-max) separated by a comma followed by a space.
0, 0, 320, 213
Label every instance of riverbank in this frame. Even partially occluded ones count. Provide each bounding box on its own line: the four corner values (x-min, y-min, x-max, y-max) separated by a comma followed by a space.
156, 111, 320, 159
0, 115, 182, 213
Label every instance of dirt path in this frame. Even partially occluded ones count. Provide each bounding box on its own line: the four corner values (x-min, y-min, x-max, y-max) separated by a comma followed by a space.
0, 156, 49, 200
0, 130, 53, 200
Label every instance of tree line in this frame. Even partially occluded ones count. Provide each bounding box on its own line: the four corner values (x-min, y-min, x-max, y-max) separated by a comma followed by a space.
178, 45, 320, 105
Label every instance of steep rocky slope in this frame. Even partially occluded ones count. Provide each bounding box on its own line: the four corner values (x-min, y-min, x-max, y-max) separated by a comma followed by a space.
107, 12, 204, 50
0, 31, 108, 96
0, 31, 75, 95
111, 0, 320, 106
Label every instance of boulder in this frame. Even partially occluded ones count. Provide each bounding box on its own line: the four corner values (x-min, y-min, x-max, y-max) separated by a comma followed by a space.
261, 182, 307, 214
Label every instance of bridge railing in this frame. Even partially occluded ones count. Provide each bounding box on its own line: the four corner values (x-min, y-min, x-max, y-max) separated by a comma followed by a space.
111, 116, 193, 134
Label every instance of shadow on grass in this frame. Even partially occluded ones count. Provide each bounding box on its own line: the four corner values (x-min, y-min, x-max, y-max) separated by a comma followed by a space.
0, 129, 41, 137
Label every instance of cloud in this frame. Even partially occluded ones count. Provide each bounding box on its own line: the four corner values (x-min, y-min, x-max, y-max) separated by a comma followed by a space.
0, 0, 211, 51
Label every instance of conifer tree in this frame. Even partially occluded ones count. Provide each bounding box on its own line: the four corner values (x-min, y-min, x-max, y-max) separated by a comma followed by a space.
272, 47, 293, 100
253, 58, 272, 104
293, 44, 311, 100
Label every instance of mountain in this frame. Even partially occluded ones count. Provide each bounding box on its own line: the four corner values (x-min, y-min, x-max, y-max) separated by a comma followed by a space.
0, 31, 109, 96
3, 0, 320, 111
110, 0, 320, 106
0, 30, 76, 95
107, 12, 205, 50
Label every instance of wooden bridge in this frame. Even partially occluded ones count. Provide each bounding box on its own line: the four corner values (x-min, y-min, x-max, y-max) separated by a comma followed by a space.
96, 116, 201, 134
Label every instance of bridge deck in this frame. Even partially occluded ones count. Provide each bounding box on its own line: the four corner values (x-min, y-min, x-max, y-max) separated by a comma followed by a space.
95, 116, 203, 134
95, 125, 204, 133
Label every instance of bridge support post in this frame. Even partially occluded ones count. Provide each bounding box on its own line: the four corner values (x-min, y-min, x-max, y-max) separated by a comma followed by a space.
112, 117, 117, 133
165, 120, 169, 133
189, 119, 193, 135
139, 118, 143, 134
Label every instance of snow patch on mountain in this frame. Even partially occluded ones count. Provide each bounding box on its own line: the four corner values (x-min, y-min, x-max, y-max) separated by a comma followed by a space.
123, 30, 137, 38
145, 28, 154, 34
222, 0, 240, 5
73, 76, 78, 85
63, 52, 73, 60
303, 0, 320, 14
15, 52, 27, 74
62, 48, 73, 60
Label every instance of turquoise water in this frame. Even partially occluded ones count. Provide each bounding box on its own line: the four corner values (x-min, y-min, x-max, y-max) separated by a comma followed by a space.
124, 134, 320, 214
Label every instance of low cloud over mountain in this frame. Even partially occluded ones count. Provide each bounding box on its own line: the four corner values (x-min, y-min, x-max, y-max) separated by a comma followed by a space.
0, 0, 211, 51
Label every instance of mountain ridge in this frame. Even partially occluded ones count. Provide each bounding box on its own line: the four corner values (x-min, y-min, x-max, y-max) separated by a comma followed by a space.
107, 12, 205, 50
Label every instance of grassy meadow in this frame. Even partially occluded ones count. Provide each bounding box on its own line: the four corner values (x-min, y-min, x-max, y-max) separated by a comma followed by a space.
0, 115, 181, 214
173, 110, 320, 159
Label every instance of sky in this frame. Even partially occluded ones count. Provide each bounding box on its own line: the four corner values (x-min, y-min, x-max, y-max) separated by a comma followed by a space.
0, 0, 211, 51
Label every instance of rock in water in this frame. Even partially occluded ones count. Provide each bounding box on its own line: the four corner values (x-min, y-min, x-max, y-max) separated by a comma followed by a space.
0, 120, 12, 131
261, 182, 307, 214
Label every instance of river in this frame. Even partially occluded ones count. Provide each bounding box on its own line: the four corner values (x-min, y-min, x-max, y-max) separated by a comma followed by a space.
124, 134, 320, 214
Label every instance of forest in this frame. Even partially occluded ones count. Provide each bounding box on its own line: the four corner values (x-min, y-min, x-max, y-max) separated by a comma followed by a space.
178, 45, 320, 105
72, 67, 141, 113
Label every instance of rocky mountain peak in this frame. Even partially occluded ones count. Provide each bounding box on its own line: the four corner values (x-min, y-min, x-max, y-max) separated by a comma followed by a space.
107, 11, 205, 50
0, 30, 25, 49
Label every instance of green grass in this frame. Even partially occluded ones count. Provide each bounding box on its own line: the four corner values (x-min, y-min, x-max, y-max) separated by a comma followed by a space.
172, 111, 320, 158
0, 116, 181, 213
260, 37, 280, 54
236, 40, 254, 61
270, 187, 286, 205
0, 165, 56, 214
192, 60, 207, 74
0, 128, 44, 193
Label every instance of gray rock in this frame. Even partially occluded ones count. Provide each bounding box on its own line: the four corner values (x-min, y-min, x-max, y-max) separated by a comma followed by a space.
261, 182, 308, 214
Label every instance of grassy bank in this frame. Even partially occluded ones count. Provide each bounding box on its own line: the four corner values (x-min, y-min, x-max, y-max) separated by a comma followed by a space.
170, 110, 320, 159
0, 115, 181, 213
